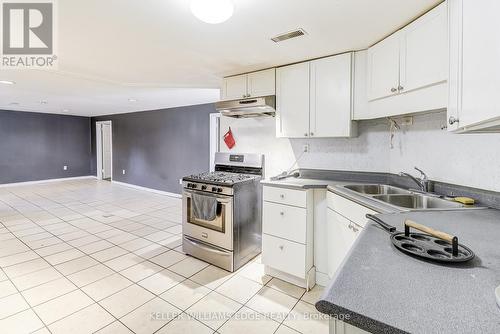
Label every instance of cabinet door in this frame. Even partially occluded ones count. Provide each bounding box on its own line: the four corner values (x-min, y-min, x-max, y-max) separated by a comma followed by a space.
399, 2, 447, 94
310, 53, 353, 137
366, 32, 401, 101
327, 209, 361, 279
459, 0, 500, 129
247, 68, 275, 97
276, 62, 310, 138
221, 74, 248, 100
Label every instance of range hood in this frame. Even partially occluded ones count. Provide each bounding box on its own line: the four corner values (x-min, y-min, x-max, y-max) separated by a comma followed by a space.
215, 96, 276, 118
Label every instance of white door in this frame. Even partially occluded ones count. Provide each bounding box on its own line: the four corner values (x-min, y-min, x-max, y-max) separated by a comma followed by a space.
276, 62, 310, 138
367, 32, 401, 101
310, 53, 353, 138
247, 68, 276, 97
399, 2, 447, 94
459, 0, 500, 128
221, 74, 248, 100
101, 123, 112, 180
327, 209, 361, 278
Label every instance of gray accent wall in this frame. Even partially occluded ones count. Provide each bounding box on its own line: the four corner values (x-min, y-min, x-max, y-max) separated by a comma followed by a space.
92, 103, 216, 194
0, 110, 91, 184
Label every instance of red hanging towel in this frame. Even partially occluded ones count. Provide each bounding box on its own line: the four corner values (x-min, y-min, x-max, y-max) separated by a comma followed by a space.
223, 127, 236, 149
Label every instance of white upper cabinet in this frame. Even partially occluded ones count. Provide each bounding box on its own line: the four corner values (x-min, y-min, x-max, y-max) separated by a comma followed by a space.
448, 0, 500, 132
310, 53, 356, 137
276, 53, 357, 138
359, 2, 448, 119
367, 32, 401, 101
221, 69, 275, 101
400, 2, 447, 93
276, 62, 311, 138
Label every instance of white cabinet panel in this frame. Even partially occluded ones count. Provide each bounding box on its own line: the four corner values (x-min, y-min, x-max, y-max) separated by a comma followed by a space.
276, 62, 311, 138
327, 192, 376, 227
263, 186, 307, 208
247, 69, 275, 97
327, 209, 361, 278
222, 75, 248, 100
367, 32, 400, 101
262, 234, 306, 278
263, 202, 307, 244
310, 53, 354, 137
400, 2, 447, 93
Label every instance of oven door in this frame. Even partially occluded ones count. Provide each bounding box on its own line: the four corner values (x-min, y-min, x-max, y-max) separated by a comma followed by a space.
183, 190, 233, 251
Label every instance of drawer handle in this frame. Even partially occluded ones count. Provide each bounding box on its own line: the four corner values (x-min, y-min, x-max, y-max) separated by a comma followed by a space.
279, 245, 284, 251
280, 194, 285, 199
201, 232, 208, 238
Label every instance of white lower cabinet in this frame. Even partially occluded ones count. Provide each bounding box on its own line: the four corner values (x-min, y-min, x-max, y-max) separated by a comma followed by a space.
330, 319, 371, 334
262, 186, 314, 288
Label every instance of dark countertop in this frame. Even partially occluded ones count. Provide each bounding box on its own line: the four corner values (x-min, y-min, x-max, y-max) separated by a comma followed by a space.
316, 209, 500, 334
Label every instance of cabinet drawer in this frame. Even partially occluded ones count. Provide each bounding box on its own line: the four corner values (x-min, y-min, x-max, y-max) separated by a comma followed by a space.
327, 191, 377, 227
263, 202, 306, 244
262, 234, 306, 278
263, 186, 307, 208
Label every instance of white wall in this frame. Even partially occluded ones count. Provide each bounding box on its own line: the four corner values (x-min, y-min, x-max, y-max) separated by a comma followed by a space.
220, 111, 500, 192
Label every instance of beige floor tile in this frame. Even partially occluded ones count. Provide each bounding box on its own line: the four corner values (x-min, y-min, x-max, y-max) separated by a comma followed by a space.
187, 292, 242, 330
35, 243, 73, 257
67, 235, 100, 248
31, 327, 51, 334
168, 256, 209, 278
160, 279, 210, 310
27, 236, 63, 250
78, 239, 114, 254
95, 320, 134, 334
91, 246, 128, 262
133, 244, 169, 259
157, 235, 182, 248
143, 231, 174, 242
22, 277, 77, 306
44, 248, 84, 265
246, 287, 298, 321
0, 309, 44, 333
283, 301, 330, 334
54, 255, 98, 276
3, 258, 49, 279
266, 278, 306, 299
190, 265, 234, 290
156, 313, 213, 334
99, 284, 155, 318
301, 285, 325, 305
216, 275, 263, 304
0, 293, 30, 319
149, 250, 186, 268
138, 269, 184, 295
33, 290, 94, 324
104, 253, 143, 271
0, 250, 39, 267
275, 324, 301, 334
0, 280, 17, 299
11, 267, 62, 291
219, 306, 281, 334
120, 297, 180, 334
48, 303, 115, 334
82, 273, 132, 301
120, 261, 163, 282
67, 264, 114, 287
236, 262, 272, 285
119, 238, 153, 252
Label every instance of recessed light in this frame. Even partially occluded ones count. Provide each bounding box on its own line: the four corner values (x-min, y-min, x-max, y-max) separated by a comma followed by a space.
128, 98, 137, 102
0, 80, 15, 85
190, 0, 234, 24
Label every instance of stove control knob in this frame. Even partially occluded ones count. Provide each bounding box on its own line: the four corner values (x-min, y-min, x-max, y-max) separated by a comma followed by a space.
211, 187, 217, 192
187, 183, 192, 188
217, 188, 223, 193
191, 184, 197, 188
201, 185, 207, 190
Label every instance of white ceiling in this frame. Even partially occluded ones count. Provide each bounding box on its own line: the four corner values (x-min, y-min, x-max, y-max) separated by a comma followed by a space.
0, 0, 442, 117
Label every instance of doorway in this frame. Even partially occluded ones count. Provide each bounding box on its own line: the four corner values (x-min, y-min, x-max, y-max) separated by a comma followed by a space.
209, 113, 221, 172
96, 121, 112, 181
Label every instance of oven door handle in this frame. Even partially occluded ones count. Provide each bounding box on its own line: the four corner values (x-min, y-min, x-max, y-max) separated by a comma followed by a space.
184, 190, 232, 203
184, 236, 230, 256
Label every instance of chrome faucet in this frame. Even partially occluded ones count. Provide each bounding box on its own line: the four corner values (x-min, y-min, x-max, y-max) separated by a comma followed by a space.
399, 167, 429, 192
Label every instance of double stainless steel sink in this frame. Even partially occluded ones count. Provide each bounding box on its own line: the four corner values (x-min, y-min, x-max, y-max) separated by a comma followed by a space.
343, 184, 469, 210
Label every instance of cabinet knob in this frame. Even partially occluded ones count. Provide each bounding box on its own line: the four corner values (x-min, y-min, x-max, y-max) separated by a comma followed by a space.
280, 194, 285, 199
310, 132, 314, 136
304, 133, 308, 137
398, 85, 404, 91
279, 245, 284, 250
242, 94, 246, 98
280, 211, 284, 216
391, 87, 397, 93
449, 116, 459, 125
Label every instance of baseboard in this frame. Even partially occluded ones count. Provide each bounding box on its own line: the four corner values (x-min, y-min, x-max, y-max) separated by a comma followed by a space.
112, 181, 182, 198
0, 175, 96, 188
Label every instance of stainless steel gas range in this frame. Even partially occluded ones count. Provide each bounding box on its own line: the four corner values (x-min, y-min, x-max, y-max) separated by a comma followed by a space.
182, 152, 264, 272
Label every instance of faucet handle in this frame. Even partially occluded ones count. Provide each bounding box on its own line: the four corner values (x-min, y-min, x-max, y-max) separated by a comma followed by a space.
414, 167, 427, 180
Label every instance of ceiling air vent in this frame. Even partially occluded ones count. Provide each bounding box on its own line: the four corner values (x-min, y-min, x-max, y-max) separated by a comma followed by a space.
271, 28, 307, 43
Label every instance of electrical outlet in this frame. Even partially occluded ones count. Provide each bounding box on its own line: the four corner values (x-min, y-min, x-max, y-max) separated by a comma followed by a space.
63, 165, 68, 171
303, 144, 310, 153
122, 169, 126, 175
400, 116, 413, 126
